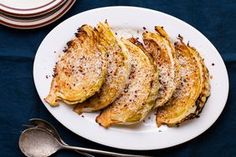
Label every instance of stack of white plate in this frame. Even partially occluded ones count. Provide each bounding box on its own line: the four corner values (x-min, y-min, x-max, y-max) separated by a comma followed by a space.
0, 0, 76, 29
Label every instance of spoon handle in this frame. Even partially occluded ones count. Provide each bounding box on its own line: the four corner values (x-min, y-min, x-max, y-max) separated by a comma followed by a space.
62, 145, 150, 157
63, 143, 95, 157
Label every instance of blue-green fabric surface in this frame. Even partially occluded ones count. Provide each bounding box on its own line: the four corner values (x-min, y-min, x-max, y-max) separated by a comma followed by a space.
0, 0, 235, 156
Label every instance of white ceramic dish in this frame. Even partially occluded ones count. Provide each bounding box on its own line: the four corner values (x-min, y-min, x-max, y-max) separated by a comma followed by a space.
33, 6, 229, 150
0, 0, 75, 29
0, 0, 65, 17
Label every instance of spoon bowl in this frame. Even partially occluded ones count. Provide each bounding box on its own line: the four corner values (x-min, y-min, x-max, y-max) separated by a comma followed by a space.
19, 128, 61, 157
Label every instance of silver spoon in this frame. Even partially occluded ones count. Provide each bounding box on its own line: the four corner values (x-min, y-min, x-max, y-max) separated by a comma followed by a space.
19, 127, 150, 157
25, 118, 94, 157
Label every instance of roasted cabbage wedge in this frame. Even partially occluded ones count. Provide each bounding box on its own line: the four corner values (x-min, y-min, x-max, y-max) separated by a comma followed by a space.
143, 26, 179, 108
45, 25, 108, 106
74, 22, 131, 113
96, 38, 159, 128
156, 37, 210, 127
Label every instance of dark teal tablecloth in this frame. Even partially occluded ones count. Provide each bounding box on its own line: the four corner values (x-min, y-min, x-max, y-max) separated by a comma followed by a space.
0, 0, 235, 156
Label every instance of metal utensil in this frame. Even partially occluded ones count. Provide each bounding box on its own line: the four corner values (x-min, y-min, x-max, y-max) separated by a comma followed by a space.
25, 118, 94, 157
19, 127, 150, 157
